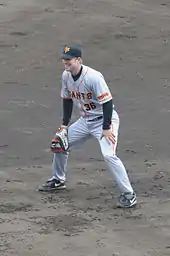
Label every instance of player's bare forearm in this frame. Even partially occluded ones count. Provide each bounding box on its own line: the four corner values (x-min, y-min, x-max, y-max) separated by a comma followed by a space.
62, 98, 73, 126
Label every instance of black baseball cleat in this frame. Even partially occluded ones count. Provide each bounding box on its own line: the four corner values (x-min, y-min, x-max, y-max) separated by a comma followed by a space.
117, 192, 137, 208
38, 179, 66, 192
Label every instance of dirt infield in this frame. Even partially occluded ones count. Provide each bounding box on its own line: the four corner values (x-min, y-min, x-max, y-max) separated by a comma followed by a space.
0, 0, 170, 255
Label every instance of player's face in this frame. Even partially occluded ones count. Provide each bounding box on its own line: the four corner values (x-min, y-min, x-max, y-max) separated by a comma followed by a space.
62, 58, 81, 74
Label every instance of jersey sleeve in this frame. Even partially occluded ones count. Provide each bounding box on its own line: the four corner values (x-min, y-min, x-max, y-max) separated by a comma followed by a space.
61, 72, 71, 99
91, 73, 112, 104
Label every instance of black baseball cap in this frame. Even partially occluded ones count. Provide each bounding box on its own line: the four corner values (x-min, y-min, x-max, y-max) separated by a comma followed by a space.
61, 45, 82, 59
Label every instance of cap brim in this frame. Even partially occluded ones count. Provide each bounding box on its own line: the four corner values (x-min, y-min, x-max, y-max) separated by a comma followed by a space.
61, 53, 74, 59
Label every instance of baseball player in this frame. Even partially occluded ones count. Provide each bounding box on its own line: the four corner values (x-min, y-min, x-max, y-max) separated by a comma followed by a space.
38, 45, 137, 208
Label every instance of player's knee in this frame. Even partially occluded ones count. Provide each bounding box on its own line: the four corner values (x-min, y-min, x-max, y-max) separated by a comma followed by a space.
103, 154, 118, 162
102, 152, 116, 160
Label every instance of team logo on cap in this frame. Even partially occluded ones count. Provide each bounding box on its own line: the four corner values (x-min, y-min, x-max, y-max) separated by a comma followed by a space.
64, 46, 70, 53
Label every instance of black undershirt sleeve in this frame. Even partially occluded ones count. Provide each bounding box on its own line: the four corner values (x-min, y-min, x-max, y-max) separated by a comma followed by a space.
62, 98, 73, 126
102, 99, 113, 130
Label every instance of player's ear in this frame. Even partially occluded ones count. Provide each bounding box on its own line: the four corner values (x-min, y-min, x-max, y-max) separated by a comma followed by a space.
77, 57, 82, 64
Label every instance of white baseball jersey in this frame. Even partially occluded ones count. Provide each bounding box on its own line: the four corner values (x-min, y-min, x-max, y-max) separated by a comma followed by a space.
61, 65, 114, 118
50, 65, 135, 198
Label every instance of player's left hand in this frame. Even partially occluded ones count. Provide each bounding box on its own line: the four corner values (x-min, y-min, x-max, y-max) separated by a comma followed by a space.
101, 129, 115, 145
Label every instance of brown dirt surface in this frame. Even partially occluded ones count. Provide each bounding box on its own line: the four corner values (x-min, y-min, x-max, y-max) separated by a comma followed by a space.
0, 0, 170, 255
